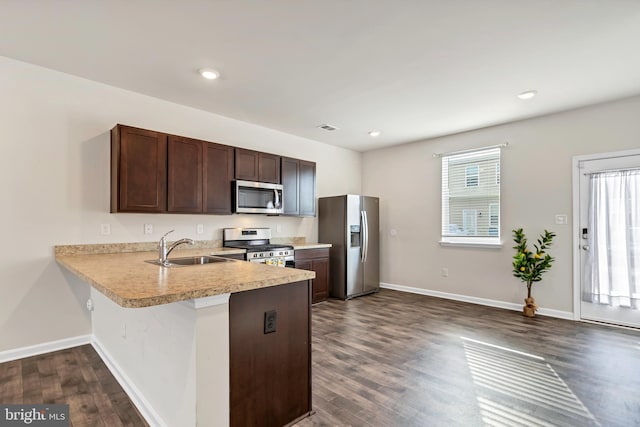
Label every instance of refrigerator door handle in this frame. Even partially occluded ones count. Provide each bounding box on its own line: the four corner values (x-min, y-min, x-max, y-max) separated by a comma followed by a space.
360, 210, 365, 262
362, 210, 369, 263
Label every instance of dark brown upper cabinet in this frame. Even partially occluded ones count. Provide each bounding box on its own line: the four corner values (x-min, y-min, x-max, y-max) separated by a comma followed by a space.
281, 157, 299, 215
167, 137, 235, 214
112, 124, 236, 215
168, 136, 203, 213
235, 148, 281, 184
111, 125, 167, 213
299, 160, 316, 216
258, 152, 280, 183
281, 157, 316, 217
204, 142, 235, 214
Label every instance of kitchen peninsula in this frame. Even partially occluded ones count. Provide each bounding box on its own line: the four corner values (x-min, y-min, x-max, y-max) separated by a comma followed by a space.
55, 242, 315, 427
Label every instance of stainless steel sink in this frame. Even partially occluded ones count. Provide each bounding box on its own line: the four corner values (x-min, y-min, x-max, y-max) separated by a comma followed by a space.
146, 255, 234, 267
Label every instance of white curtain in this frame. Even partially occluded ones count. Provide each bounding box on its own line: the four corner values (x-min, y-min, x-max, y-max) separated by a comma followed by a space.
583, 170, 640, 308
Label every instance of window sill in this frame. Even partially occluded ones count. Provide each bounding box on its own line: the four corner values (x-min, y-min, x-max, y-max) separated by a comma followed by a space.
439, 238, 503, 249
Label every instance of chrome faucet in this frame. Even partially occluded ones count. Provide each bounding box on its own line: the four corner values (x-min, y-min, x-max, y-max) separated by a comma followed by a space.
158, 230, 195, 266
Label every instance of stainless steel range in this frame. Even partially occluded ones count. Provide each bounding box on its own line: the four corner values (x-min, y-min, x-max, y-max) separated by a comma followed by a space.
223, 228, 294, 267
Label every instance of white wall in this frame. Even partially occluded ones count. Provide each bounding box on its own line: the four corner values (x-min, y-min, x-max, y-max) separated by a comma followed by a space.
0, 56, 361, 353
362, 95, 640, 313
91, 288, 198, 427
91, 288, 231, 427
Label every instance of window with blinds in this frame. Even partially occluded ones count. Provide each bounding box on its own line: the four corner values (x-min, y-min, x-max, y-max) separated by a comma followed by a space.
441, 147, 501, 243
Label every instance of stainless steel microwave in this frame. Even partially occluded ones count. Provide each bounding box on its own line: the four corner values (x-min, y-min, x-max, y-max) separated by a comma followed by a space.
234, 180, 284, 214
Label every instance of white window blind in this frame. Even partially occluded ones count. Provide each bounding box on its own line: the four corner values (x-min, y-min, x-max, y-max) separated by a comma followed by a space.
441, 147, 501, 243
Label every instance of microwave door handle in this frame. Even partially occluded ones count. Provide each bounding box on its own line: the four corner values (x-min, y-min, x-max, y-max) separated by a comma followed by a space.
274, 189, 280, 208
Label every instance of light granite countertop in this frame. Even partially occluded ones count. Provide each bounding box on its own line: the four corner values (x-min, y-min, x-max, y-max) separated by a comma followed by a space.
56, 248, 315, 308
293, 243, 332, 250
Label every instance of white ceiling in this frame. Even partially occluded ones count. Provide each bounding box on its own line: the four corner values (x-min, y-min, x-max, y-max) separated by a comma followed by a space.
2, 1, 640, 152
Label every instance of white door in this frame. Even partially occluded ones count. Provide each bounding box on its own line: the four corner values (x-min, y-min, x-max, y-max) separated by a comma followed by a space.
463, 209, 478, 235
577, 153, 640, 328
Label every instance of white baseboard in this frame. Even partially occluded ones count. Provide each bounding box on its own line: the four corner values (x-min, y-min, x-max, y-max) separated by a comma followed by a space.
91, 338, 166, 427
0, 334, 92, 363
380, 283, 574, 320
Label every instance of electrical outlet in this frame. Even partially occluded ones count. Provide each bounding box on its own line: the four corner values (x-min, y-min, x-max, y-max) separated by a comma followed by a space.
441, 268, 449, 277
121, 322, 127, 339
264, 310, 277, 334
276, 224, 282, 233
144, 224, 153, 234
100, 224, 111, 235
86, 299, 94, 311
196, 224, 204, 234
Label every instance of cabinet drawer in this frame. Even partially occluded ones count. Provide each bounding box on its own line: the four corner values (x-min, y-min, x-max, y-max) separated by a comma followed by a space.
294, 248, 329, 261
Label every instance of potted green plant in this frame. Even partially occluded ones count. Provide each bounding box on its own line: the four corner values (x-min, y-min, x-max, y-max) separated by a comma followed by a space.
512, 228, 556, 317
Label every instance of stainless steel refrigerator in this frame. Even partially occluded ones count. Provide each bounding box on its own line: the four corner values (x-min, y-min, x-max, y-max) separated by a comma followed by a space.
318, 195, 380, 299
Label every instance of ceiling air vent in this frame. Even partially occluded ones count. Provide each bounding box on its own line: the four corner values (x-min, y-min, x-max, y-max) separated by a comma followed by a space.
317, 124, 339, 132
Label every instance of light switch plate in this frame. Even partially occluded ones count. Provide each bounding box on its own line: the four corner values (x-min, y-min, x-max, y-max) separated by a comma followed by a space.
555, 214, 568, 225
196, 224, 204, 234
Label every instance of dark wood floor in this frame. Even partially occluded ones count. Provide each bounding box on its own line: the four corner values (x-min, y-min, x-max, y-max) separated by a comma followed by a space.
296, 289, 640, 427
0, 344, 148, 427
2, 289, 639, 426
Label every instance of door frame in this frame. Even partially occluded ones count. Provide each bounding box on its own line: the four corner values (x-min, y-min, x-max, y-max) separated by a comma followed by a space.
572, 148, 640, 321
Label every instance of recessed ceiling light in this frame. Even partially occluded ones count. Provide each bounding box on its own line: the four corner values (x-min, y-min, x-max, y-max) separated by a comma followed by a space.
199, 68, 220, 80
368, 131, 381, 137
517, 90, 537, 100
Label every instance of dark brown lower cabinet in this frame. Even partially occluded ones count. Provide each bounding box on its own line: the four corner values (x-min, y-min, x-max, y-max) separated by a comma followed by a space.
295, 248, 330, 303
229, 281, 312, 427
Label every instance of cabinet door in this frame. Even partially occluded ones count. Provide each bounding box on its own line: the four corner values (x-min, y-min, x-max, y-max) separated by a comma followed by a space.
235, 148, 259, 181
204, 142, 235, 214
281, 157, 299, 215
168, 136, 203, 212
299, 160, 316, 217
295, 248, 330, 303
258, 152, 281, 184
234, 148, 281, 183
295, 259, 312, 272
112, 125, 167, 212
311, 257, 329, 303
